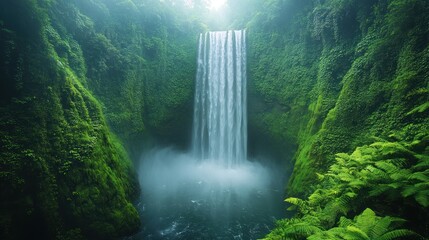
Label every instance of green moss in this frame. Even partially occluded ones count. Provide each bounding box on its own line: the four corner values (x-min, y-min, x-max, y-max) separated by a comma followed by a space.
0, 1, 140, 239
245, 0, 429, 237
247, 0, 429, 198
43, 0, 201, 150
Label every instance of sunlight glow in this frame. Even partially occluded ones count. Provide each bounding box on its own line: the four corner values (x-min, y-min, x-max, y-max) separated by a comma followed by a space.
208, 0, 227, 10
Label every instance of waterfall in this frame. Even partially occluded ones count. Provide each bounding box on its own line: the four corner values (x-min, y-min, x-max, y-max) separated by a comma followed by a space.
134, 29, 284, 240
192, 30, 247, 168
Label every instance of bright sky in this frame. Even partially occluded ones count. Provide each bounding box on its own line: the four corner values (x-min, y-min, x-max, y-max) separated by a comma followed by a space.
208, 0, 227, 10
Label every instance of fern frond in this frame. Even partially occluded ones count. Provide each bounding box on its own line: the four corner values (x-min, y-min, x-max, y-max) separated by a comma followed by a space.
355, 208, 376, 234
337, 195, 353, 214
348, 179, 366, 188
402, 182, 429, 198
388, 157, 408, 168
308, 231, 337, 240
281, 223, 322, 238
308, 189, 329, 206
337, 172, 354, 182
317, 227, 362, 240
374, 161, 399, 173
387, 182, 402, 189
377, 229, 419, 240
316, 172, 325, 181
413, 156, 429, 170
285, 197, 305, 206
389, 169, 411, 181
408, 170, 429, 182
364, 165, 389, 178
285, 197, 309, 213
286, 205, 297, 211
302, 215, 322, 226
387, 216, 407, 225
370, 142, 415, 160
338, 216, 353, 227
336, 152, 351, 160
345, 191, 357, 198
346, 226, 370, 240
415, 190, 429, 207
368, 217, 391, 238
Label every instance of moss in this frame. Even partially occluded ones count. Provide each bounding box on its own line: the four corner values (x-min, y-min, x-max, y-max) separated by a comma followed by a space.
43, 0, 201, 150
247, 0, 429, 198
0, 0, 140, 239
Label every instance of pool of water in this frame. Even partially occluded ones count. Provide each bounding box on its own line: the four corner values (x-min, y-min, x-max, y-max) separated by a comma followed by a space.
127, 148, 286, 240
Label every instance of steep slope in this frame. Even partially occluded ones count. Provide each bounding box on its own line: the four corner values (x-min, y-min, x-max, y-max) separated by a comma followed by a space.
46, 0, 200, 151
246, 0, 429, 238
0, 1, 139, 239
247, 0, 428, 196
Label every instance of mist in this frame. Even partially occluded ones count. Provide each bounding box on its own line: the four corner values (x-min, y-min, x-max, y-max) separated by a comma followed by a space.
131, 147, 285, 239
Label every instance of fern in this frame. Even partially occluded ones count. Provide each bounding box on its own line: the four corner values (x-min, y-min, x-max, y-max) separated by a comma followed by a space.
266, 135, 428, 239
402, 182, 428, 198
389, 169, 411, 181
369, 217, 392, 238
285, 197, 310, 213
338, 216, 354, 228
346, 225, 371, 240
408, 170, 429, 182
415, 189, 429, 207
377, 229, 421, 240
281, 223, 322, 236
307, 209, 418, 240
355, 208, 377, 234
264, 218, 323, 240
413, 156, 429, 170
374, 161, 400, 173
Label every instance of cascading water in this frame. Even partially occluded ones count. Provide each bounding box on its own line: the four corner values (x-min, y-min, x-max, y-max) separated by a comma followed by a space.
192, 30, 247, 167
130, 30, 285, 240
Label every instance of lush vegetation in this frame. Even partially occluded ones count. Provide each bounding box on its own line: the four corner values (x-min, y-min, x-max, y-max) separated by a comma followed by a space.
0, 0, 140, 239
0, 0, 205, 239
45, 0, 203, 151
246, 0, 429, 238
265, 135, 428, 239
1, 0, 428, 239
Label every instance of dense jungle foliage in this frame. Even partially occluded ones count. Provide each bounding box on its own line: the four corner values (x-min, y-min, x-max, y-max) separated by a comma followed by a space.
1, 0, 428, 239
0, 0, 200, 239
246, 0, 429, 239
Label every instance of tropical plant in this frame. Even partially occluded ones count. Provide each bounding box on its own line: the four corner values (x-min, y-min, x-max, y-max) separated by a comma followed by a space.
264, 133, 429, 239
309, 208, 422, 240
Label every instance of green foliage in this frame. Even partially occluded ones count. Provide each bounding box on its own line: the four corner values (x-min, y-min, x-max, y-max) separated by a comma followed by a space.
246, 0, 429, 197
42, 0, 202, 151
1, 0, 209, 237
265, 134, 429, 239
307, 208, 419, 240
0, 0, 141, 239
265, 208, 420, 240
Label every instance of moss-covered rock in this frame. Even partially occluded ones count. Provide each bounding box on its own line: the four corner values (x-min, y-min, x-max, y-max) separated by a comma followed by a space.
0, 1, 139, 239
246, 0, 429, 197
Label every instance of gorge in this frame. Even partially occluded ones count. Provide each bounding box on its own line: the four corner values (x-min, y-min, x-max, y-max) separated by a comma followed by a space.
1, 0, 428, 240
